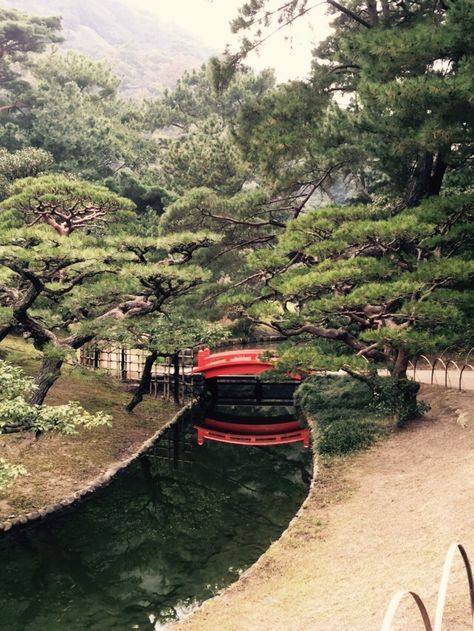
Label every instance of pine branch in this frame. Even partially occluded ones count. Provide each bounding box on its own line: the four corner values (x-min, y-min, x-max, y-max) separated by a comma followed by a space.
201, 208, 286, 228
326, 0, 372, 27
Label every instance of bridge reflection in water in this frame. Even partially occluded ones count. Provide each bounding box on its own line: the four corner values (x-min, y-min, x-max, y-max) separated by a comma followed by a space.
192, 348, 310, 448
0, 417, 311, 630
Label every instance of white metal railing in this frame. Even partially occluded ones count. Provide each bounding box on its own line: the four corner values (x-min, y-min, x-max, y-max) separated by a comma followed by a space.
381, 543, 474, 630
408, 349, 474, 391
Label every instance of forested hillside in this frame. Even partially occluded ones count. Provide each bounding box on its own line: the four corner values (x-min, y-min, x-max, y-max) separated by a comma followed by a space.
1, 0, 214, 96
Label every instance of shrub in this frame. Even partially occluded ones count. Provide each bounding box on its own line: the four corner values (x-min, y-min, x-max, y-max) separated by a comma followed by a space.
370, 376, 429, 426
0, 458, 26, 488
0, 359, 34, 400
296, 375, 391, 456
0, 359, 112, 434
295, 374, 374, 428
318, 418, 384, 455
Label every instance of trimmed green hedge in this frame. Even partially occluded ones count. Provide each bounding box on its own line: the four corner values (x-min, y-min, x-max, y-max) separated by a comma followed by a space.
296, 375, 390, 455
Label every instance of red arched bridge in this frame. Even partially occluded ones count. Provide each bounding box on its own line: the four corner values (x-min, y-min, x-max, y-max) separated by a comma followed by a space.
193, 347, 276, 379
193, 348, 309, 448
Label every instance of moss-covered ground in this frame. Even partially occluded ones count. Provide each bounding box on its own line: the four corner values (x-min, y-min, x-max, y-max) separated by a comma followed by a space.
0, 337, 178, 521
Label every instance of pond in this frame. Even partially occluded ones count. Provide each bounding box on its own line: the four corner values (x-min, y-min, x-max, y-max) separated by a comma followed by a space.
0, 419, 311, 630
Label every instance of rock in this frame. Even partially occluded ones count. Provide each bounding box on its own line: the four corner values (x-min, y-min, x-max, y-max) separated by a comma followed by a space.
456, 411, 469, 428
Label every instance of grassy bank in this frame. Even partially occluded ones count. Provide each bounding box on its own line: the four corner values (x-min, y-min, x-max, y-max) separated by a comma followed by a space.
0, 337, 178, 522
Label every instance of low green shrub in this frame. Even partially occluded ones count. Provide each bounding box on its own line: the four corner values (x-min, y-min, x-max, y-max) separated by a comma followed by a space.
0, 359, 112, 434
295, 374, 421, 455
295, 374, 374, 428
370, 376, 429, 426
318, 418, 384, 455
0, 458, 26, 488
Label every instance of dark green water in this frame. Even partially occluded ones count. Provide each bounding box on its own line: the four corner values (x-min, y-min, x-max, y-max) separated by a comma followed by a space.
0, 423, 311, 631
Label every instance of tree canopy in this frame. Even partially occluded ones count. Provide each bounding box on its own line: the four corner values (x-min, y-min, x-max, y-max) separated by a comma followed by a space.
0, 174, 218, 403
0, 0, 472, 414
173, 0, 474, 380
0, 7, 62, 100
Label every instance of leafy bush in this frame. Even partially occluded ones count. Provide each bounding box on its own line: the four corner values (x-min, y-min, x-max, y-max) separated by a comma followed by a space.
371, 376, 429, 426
317, 418, 384, 455
295, 375, 374, 427
296, 375, 397, 455
0, 359, 112, 434
0, 359, 34, 399
0, 458, 26, 488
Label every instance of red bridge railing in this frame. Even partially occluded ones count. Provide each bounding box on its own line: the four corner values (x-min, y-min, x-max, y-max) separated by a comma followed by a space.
195, 424, 310, 448
194, 347, 275, 378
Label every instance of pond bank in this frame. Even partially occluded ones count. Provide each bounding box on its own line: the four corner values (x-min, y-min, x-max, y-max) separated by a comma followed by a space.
0, 362, 179, 530
173, 385, 474, 631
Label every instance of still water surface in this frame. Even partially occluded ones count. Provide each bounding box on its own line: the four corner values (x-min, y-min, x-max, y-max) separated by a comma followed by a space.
0, 422, 311, 630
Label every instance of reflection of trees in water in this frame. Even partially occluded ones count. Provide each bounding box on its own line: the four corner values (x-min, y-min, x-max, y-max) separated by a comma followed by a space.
0, 432, 311, 630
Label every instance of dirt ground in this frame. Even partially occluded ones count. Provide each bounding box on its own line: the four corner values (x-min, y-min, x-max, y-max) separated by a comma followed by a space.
174, 385, 474, 631
0, 339, 178, 522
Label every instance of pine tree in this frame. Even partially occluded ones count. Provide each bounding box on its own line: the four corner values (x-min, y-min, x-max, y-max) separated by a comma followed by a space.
28, 52, 156, 179
0, 175, 217, 403
233, 193, 474, 380
232, 0, 474, 205
0, 7, 62, 150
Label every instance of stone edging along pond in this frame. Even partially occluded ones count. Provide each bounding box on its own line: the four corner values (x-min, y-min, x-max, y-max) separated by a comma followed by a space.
0, 402, 195, 534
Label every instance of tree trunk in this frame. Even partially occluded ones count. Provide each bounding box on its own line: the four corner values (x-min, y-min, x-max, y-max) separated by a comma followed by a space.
391, 346, 410, 379
367, 0, 378, 25
27, 356, 64, 405
380, 0, 390, 22
126, 350, 158, 413
404, 150, 448, 207
427, 153, 448, 197
385, 347, 421, 426
172, 352, 180, 404
404, 151, 434, 207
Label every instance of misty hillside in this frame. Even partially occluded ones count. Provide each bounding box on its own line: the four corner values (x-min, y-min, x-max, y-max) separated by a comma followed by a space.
2, 0, 215, 97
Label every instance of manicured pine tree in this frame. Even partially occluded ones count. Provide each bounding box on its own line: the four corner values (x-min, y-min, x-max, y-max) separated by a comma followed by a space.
0, 175, 218, 403
199, 0, 474, 418
224, 193, 473, 427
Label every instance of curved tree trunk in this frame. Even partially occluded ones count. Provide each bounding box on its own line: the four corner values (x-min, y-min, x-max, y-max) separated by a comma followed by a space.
126, 350, 158, 413
387, 347, 421, 425
172, 352, 180, 404
27, 356, 64, 405
391, 346, 410, 379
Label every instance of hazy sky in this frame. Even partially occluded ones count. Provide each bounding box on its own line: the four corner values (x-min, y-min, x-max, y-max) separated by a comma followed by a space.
133, 0, 333, 82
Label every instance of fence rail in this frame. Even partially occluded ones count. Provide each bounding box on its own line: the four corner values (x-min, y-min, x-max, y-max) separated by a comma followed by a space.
77, 344, 474, 403
407, 349, 474, 391
79, 345, 195, 404
381, 542, 474, 630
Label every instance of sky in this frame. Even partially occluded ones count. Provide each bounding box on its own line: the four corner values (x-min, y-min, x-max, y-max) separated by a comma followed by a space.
134, 0, 333, 82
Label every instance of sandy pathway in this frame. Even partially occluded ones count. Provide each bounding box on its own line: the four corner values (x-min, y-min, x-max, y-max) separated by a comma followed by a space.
174, 386, 474, 631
